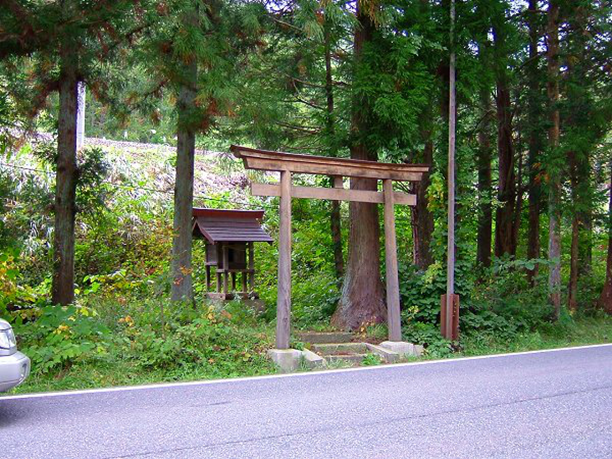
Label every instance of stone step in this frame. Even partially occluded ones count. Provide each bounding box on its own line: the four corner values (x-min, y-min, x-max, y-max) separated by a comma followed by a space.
311, 342, 368, 355
325, 353, 369, 364
296, 331, 355, 345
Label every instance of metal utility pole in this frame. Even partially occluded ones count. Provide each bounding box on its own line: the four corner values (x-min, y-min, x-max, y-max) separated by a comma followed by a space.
442, 0, 459, 341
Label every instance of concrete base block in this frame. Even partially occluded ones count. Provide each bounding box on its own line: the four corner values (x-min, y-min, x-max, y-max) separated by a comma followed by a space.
267, 349, 303, 372
379, 341, 421, 358
365, 343, 400, 363
300, 348, 327, 369
267, 348, 327, 372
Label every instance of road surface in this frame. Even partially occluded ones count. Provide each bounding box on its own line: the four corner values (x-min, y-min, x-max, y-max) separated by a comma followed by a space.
1, 344, 612, 458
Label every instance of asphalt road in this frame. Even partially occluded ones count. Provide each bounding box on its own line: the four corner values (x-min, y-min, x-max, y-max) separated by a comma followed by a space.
1, 344, 612, 459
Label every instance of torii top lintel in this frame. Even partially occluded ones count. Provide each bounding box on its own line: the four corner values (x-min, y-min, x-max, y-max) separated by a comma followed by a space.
230, 145, 428, 182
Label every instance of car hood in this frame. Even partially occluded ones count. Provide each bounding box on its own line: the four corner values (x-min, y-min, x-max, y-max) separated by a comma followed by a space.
0, 318, 10, 330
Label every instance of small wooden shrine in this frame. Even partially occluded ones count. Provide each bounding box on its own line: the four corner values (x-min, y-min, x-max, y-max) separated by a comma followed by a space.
192, 208, 273, 300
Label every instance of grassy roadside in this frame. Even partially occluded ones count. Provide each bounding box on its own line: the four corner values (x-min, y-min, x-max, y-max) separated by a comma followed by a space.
5, 314, 611, 396
457, 315, 611, 357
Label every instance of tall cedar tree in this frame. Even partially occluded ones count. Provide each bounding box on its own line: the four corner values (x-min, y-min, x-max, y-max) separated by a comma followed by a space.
136, 0, 264, 301
0, 0, 147, 305
565, 3, 595, 310
323, 10, 345, 280
474, 1, 494, 269
492, 1, 519, 258
526, 0, 544, 284
546, 0, 562, 319
171, 5, 199, 302
332, 1, 386, 329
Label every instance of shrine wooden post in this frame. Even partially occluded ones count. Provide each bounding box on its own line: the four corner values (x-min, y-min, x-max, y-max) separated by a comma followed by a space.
277, 170, 292, 349
383, 179, 401, 341
231, 146, 428, 350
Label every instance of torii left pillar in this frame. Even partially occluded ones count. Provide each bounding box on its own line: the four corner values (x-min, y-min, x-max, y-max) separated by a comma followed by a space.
276, 170, 292, 349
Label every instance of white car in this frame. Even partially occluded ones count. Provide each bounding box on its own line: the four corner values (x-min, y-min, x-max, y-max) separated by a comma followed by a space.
0, 318, 30, 392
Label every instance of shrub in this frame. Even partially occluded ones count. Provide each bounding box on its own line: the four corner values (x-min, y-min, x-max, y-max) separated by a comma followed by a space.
12, 303, 110, 374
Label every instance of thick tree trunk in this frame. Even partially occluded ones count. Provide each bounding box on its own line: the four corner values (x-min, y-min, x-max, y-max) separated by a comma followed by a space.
324, 19, 344, 280
170, 59, 197, 302
330, 200, 343, 279
477, 87, 493, 268
526, 0, 542, 285
567, 150, 582, 311
333, 144, 386, 330
568, 207, 579, 311
494, 79, 517, 258
567, 5, 592, 309
411, 123, 434, 270
580, 215, 592, 274
546, 0, 562, 319
511, 153, 524, 252
52, 44, 79, 306
491, 19, 518, 259
598, 166, 612, 314
332, 7, 386, 330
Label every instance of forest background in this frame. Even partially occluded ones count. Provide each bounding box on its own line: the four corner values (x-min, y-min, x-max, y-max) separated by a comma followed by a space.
1, 0, 612, 393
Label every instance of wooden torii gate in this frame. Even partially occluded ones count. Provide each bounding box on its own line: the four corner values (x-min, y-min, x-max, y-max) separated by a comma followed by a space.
231, 145, 428, 349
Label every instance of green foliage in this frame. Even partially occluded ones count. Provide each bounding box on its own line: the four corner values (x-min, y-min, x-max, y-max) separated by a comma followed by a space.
0, 249, 45, 313
122, 302, 271, 374
402, 322, 453, 358
33, 142, 113, 214
399, 255, 563, 352
5, 290, 275, 381
253, 195, 342, 327
361, 353, 383, 366
12, 303, 109, 374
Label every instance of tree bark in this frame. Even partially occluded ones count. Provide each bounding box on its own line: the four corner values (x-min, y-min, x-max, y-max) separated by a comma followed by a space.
332, 5, 386, 330
324, 17, 344, 280
512, 152, 524, 253
477, 85, 493, 268
567, 147, 583, 312
546, 0, 562, 319
568, 204, 579, 311
493, 69, 517, 258
598, 165, 612, 314
330, 200, 343, 279
411, 0, 436, 271
411, 119, 434, 270
170, 58, 197, 302
526, 0, 543, 285
52, 40, 79, 306
567, 4, 592, 309
580, 215, 592, 274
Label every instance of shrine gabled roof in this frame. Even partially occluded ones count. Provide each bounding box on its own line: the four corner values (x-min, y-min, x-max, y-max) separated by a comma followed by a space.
231, 145, 429, 182
192, 208, 273, 244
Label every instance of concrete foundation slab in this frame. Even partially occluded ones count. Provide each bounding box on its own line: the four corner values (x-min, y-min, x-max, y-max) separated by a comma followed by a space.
379, 341, 421, 358
267, 349, 302, 372
268, 348, 327, 372
300, 348, 327, 369
365, 343, 400, 363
